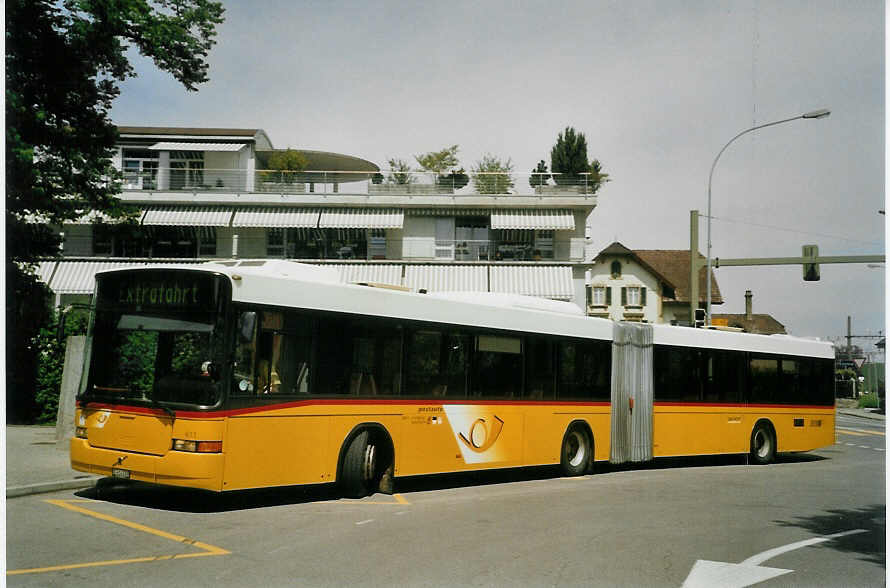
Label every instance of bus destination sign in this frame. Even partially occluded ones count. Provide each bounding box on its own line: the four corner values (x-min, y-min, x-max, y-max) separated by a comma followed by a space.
98, 270, 224, 311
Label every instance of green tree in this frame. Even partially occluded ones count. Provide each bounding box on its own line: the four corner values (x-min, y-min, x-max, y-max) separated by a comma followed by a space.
415, 145, 468, 189
586, 158, 611, 194
267, 148, 309, 183
529, 160, 551, 188
386, 158, 414, 184
6, 0, 225, 421
472, 154, 514, 194
415, 145, 460, 175
550, 126, 589, 186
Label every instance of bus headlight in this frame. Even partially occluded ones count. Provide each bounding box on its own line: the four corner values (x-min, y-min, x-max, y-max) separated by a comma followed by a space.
172, 439, 222, 453
75, 427, 88, 439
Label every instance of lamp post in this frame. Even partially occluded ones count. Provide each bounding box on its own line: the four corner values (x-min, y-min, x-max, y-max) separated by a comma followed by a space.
705, 108, 831, 324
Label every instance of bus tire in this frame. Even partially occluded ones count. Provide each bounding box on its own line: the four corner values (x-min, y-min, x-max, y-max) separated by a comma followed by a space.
341, 430, 376, 498
749, 421, 776, 465
560, 424, 592, 477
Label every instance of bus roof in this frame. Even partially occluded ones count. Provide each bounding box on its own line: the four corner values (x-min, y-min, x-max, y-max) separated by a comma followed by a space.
94, 260, 834, 359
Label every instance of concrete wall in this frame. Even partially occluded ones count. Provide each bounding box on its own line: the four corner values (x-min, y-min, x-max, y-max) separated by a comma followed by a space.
55, 335, 85, 445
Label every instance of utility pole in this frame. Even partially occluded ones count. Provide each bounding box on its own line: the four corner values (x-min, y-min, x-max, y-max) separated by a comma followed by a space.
689, 210, 702, 324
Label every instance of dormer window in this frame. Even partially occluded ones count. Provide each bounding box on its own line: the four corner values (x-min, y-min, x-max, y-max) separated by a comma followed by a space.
610, 260, 622, 278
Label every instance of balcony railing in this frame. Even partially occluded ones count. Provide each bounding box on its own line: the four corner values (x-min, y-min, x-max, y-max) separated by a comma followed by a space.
122, 169, 601, 197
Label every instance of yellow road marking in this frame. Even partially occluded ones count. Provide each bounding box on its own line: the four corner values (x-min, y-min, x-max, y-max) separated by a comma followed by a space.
7, 499, 229, 576
332, 492, 411, 506
837, 427, 885, 437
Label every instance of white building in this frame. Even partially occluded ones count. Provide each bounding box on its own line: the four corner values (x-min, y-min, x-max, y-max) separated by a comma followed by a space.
38, 126, 600, 309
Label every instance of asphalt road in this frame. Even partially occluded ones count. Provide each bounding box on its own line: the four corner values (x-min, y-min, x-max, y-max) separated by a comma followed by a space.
7, 420, 884, 587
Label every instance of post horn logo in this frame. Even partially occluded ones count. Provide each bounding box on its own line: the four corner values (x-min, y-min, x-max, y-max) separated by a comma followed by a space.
458, 415, 505, 453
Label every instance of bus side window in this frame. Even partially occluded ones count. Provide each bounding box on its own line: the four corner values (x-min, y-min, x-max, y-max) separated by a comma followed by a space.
233, 310, 258, 395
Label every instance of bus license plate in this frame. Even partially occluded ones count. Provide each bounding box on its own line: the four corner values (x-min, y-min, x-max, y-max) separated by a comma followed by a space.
111, 468, 131, 480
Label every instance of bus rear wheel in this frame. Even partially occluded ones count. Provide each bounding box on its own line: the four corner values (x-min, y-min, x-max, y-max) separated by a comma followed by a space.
749, 422, 776, 465
560, 425, 592, 477
341, 430, 377, 498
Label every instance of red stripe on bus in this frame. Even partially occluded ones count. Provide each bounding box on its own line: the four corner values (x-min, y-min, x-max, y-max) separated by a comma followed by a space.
78, 399, 833, 419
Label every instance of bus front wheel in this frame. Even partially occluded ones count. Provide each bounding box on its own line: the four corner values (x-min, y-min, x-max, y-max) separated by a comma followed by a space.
749, 421, 776, 465
560, 425, 592, 477
341, 430, 377, 498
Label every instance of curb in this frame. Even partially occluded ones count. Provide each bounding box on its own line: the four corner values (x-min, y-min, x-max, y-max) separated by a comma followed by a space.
7, 477, 100, 498
837, 408, 885, 422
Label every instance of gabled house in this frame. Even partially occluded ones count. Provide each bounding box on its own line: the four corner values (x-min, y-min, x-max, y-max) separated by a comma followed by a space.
586, 242, 722, 324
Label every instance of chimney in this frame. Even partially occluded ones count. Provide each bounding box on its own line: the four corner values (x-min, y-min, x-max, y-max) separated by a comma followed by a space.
745, 290, 753, 320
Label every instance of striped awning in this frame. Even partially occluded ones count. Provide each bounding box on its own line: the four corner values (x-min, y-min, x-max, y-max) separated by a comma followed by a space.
231, 207, 320, 228
43, 261, 195, 294
489, 266, 574, 300
318, 208, 404, 229
142, 206, 232, 227
404, 265, 488, 292
149, 142, 247, 152
326, 264, 403, 285
490, 210, 575, 230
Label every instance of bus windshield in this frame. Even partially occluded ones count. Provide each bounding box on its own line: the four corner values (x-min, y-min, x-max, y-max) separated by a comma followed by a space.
81, 270, 230, 409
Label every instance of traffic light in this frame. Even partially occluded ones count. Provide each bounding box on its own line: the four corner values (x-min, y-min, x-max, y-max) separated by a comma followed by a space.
803, 244, 820, 281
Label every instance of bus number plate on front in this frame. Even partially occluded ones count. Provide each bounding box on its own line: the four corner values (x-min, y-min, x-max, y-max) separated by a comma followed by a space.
112, 468, 130, 480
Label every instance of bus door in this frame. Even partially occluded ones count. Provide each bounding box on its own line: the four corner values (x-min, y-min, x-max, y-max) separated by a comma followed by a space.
609, 322, 654, 464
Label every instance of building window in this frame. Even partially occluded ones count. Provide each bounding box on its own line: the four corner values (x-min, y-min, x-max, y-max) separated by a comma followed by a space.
170, 151, 204, 189
122, 148, 159, 190
592, 286, 609, 306
610, 260, 622, 278
622, 286, 646, 307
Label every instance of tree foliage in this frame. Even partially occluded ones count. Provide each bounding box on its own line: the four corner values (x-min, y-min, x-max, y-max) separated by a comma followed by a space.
33, 309, 90, 424
550, 127, 589, 186
266, 148, 308, 183
415, 145, 468, 189
529, 159, 551, 188
6, 0, 225, 421
386, 158, 414, 184
472, 154, 514, 194
415, 145, 460, 175
549, 127, 611, 193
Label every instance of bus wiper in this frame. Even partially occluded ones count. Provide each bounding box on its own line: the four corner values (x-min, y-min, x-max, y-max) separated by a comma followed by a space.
149, 397, 176, 422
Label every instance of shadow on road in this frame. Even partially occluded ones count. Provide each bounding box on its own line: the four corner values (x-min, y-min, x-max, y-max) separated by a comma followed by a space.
74, 451, 826, 512
774, 504, 886, 567
75, 478, 341, 513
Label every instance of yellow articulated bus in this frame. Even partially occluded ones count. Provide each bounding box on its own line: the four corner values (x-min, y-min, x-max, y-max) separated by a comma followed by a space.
71, 260, 836, 497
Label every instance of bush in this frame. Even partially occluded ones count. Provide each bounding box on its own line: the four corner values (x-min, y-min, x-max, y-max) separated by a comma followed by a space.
858, 392, 880, 409
33, 310, 89, 424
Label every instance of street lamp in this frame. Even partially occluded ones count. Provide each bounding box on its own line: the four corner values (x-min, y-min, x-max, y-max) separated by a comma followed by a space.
705, 108, 831, 324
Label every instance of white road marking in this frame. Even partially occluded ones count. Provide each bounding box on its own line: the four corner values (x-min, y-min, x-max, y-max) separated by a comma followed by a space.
355, 519, 374, 526
682, 529, 868, 588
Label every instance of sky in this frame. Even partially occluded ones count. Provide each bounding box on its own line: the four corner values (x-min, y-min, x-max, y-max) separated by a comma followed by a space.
110, 0, 886, 350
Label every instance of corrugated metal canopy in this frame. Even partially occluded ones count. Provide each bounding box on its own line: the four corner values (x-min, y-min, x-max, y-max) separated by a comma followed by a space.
404, 265, 488, 292
149, 142, 247, 152
490, 209, 575, 230
489, 266, 574, 300
231, 208, 320, 228
46, 261, 195, 294
326, 264, 403, 285
318, 208, 404, 229
142, 206, 232, 227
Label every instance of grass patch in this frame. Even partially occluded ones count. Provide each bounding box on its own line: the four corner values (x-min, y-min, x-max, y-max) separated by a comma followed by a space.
858, 393, 880, 409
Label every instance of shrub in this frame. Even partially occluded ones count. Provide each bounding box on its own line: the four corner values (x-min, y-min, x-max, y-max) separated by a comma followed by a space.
33, 310, 89, 424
